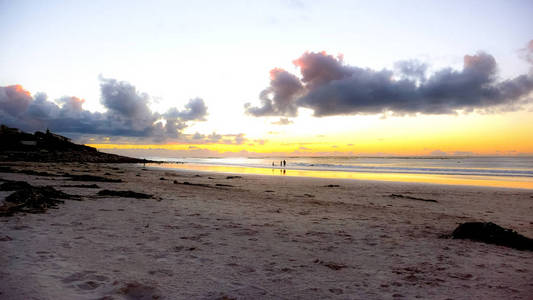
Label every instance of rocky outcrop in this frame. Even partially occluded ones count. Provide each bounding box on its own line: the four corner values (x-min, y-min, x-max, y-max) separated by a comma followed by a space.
0, 125, 148, 163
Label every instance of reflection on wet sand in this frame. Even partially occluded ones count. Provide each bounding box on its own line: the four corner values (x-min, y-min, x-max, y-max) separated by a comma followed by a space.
148, 162, 533, 189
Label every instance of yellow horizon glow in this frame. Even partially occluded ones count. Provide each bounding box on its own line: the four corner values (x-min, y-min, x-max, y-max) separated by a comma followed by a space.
87, 109, 533, 156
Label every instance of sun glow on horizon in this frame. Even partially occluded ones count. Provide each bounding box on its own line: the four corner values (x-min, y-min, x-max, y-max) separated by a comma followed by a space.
87, 108, 533, 157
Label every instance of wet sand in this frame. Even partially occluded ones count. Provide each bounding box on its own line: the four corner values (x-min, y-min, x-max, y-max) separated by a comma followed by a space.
1, 162, 532, 299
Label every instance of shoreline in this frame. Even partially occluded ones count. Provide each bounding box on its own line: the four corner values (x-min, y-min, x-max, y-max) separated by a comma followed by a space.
1, 162, 532, 299
147, 162, 533, 190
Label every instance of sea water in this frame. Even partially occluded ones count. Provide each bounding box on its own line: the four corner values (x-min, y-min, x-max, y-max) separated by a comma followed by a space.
146, 156, 533, 189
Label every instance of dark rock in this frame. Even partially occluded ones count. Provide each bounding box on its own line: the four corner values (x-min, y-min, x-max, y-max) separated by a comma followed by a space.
324, 184, 340, 187
226, 176, 242, 179
97, 189, 153, 199
452, 222, 533, 251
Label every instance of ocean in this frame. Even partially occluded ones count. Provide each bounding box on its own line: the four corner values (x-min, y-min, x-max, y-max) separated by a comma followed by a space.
146, 156, 533, 189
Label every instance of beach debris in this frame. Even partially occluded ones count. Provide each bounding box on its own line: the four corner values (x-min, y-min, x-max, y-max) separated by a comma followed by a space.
451, 222, 533, 251
0, 166, 13, 173
314, 259, 347, 270
215, 295, 236, 300
324, 184, 340, 187
176, 181, 213, 188
0, 180, 32, 191
215, 184, 234, 187
97, 189, 153, 199
329, 288, 344, 295
0, 235, 13, 241
60, 184, 100, 188
388, 193, 438, 203
160, 177, 166, 180
226, 176, 242, 179
0, 166, 58, 177
65, 174, 122, 182
0, 184, 79, 216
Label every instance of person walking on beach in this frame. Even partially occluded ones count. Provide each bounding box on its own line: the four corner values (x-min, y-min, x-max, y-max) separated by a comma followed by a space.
283, 160, 286, 167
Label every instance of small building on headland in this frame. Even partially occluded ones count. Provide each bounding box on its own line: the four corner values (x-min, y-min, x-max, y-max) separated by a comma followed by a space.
0, 124, 21, 135
34, 129, 72, 143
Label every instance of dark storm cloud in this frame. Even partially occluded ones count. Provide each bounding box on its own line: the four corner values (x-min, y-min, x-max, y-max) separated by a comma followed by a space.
246, 45, 533, 117
0, 78, 208, 140
244, 68, 303, 117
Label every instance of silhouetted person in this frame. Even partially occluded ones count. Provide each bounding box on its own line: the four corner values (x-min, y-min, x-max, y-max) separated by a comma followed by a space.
280, 161, 282, 167
283, 160, 286, 167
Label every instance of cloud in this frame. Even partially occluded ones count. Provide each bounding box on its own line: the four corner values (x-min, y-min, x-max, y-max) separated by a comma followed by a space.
164, 97, 208, 121
234, 133, 246, 145
244, 68, 303, 117
521, 40, 533, 66
271, 117, 293, 125
0, 85, 32, 116
394, 60, 428, 81
0, 77, 208, 141
246, 43, 533, 117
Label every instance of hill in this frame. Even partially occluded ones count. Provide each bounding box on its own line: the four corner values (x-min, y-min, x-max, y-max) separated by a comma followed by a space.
0, 125, 147, 163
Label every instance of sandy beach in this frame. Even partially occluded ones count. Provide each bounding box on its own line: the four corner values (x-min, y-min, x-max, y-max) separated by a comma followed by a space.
1, 162, 532, 299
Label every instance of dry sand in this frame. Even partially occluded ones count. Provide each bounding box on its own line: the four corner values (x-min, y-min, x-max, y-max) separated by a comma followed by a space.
1, 162, 532, 299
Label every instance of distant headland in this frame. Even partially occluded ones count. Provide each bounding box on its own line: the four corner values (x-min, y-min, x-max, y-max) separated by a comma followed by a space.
0, 125, 147, 163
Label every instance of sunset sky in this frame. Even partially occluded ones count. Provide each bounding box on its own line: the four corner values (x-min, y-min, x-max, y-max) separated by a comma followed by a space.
1, 0, 533, 157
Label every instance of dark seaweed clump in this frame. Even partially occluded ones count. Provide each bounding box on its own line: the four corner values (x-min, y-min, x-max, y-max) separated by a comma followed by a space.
0, 181, 79, 216
97, 189, 152, 199
452, 222, 533, 251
